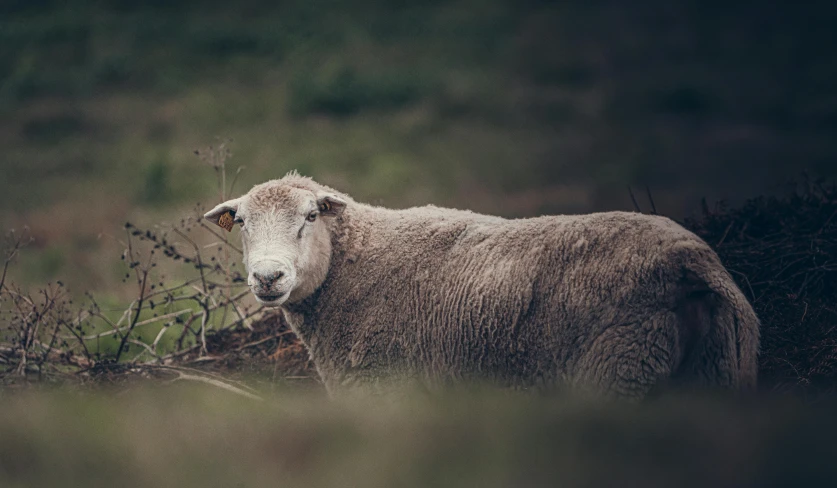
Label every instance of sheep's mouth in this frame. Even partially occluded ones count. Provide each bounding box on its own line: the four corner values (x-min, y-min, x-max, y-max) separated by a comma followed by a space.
254, 293, 285, 304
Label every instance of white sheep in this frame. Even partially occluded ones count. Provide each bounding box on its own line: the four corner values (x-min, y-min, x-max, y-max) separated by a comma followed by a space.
205, 172, 759, 398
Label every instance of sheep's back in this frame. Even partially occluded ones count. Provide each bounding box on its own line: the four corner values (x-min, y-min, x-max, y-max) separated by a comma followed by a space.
310, 207, 719, 387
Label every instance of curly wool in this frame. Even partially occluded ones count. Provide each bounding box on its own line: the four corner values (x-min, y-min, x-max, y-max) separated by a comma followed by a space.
267, 175, 760, 398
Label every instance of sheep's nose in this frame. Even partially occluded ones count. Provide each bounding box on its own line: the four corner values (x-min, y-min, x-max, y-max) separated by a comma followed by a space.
253, 271, 284, 287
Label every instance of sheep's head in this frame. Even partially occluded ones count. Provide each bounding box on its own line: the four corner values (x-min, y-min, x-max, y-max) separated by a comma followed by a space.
204, 178, 346, 307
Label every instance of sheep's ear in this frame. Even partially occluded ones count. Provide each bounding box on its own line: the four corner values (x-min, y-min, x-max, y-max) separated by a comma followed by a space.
316, 193, 347, 217
204, 197, 243, 232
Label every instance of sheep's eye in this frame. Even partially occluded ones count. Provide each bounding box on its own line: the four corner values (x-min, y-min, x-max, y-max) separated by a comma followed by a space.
306, 211, 317, 222
233, 216, 244, 224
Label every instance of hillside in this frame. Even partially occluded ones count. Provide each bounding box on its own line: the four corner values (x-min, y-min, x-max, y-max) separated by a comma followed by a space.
2, 0, 836, 292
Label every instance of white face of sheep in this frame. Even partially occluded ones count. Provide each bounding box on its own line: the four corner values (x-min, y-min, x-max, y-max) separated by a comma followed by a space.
203, 184, 346, 307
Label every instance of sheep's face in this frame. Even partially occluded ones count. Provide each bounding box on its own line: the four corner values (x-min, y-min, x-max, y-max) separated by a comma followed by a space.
204, 182, 346, 307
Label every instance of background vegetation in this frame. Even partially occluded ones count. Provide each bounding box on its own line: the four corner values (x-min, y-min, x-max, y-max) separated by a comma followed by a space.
2, 0, 837, 294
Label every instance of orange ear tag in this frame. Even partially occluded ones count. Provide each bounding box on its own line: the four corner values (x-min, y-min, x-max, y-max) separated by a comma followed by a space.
218, 211, 235, 232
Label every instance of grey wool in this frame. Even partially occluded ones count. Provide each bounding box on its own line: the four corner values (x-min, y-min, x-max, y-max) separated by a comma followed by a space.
205, 173, 760, 399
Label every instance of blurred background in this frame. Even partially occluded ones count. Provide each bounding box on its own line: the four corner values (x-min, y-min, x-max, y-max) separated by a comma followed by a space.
2, 0, 837, 293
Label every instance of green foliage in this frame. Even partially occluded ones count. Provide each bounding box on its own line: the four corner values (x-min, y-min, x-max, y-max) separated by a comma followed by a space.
3, 0, 837, 292
21, 114, 89, 144
287, 64, 428, 118
0, 3, 289, 102
139, 158, 171, 205
25, 247, 65, 282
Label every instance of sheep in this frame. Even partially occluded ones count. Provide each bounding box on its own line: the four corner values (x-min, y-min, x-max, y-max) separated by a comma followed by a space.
204, 172, 760, 398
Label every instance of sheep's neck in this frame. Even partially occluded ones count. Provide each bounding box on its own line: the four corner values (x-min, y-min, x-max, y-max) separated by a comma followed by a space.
282, 203, 369, 341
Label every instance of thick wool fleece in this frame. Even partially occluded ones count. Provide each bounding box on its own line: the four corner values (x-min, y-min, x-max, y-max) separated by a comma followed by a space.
267, 176, 759, 398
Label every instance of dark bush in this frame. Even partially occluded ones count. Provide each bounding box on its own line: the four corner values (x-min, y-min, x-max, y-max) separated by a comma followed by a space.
686, 180, 837, 396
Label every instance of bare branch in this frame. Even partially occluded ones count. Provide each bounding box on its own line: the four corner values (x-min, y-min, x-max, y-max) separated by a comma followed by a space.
166, 371, 262, 400
627, 186, 642, 213
645, 185, 658, 215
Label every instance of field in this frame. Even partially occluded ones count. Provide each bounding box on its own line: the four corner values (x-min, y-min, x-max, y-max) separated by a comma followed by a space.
3, 0, 837, 485
3, 0, 837, 294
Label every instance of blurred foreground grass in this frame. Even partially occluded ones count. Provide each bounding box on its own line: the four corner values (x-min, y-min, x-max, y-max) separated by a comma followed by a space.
0, 384, 836, 488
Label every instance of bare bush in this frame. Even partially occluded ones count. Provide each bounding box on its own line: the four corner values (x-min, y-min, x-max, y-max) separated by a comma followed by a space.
0, 143, 276, 387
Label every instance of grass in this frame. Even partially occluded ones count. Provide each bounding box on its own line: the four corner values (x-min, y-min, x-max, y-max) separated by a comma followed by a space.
0, 384, 836, 487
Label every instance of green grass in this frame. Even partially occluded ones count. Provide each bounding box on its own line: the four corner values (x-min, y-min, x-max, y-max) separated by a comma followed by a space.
0, 385, 835, 487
